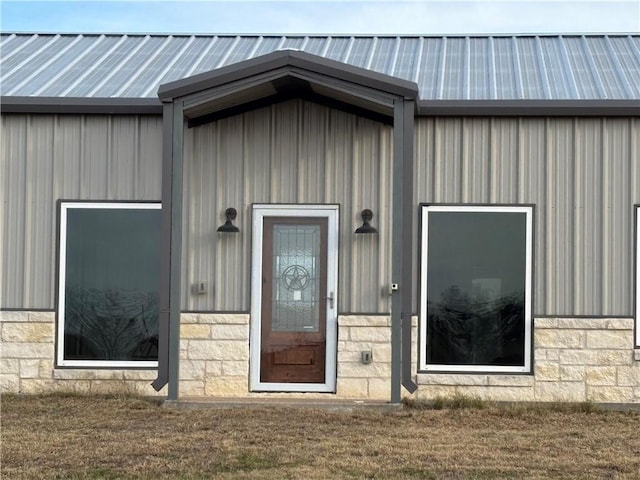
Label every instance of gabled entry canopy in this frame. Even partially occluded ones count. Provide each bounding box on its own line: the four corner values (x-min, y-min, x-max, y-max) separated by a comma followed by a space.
154, 49, 418, 401
157, 49, 419, 125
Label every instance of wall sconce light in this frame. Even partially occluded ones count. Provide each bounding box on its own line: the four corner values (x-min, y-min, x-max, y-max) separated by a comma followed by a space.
355, 209, 377, 234
217, 208, 240, 233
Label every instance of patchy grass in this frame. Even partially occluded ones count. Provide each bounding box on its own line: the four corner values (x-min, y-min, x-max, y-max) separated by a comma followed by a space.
2, 394, 640, 479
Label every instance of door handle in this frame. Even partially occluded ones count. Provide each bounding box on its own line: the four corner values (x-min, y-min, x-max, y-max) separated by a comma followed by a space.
323, 292, 335, 309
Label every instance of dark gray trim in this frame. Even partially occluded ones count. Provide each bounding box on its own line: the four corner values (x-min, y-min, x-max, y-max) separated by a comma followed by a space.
418, 100, 640, 117
152, 103, 175, 394
181, 310, 250, 314
158, 49, 418, 102
1, 96, 162, 114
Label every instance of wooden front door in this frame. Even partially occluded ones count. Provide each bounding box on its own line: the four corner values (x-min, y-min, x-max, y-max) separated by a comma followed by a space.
260, 217, 328, 383
250, 205, 338, 392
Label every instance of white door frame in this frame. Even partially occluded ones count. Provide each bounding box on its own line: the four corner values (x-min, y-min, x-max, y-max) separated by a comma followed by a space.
250, 204, 339, 392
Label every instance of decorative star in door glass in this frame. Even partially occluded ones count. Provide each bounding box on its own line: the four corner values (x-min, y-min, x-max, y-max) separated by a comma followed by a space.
281, 265, 311, 291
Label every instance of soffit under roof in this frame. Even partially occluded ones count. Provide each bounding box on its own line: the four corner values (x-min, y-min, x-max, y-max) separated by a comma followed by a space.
157, 49, 418, 122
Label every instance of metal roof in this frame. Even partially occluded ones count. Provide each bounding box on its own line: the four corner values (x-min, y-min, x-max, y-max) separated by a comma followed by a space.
1, 33, 639, 101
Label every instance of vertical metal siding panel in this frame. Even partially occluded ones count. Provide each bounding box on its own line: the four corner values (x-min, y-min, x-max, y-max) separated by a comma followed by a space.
270, 101, 299, 203
1, 116, 27, 307
434, 118, 463, 202
601, 119, 632, 315
545, 119, 575, 312
24, 116, 55, 307
517, 118, 547, 314
215, 116, 245, 312
573, 119, 603, 314
81, 116, 109, 199
297, 102, 327, 203
461, 118, 491, 202
490, 118, 519, 202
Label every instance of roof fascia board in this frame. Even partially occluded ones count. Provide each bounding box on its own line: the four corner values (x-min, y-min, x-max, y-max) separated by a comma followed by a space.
1, 96, 162, 114
158, 49, 418, 102
418, 100, 640, 116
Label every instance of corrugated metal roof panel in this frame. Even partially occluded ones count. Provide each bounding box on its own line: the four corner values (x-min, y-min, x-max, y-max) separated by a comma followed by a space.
1, 33, 639, 100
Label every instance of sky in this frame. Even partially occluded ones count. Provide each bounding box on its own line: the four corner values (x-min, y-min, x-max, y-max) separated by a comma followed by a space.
0, 0, 638, 35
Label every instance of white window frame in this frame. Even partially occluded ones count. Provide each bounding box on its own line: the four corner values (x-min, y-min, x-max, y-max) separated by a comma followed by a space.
419, 205, 533, 373
250, 204, 339, 392
57, 202, 161, 368
636, 206, 640, 348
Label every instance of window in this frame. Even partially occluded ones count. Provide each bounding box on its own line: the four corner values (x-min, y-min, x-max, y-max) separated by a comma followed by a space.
419, 205, 533, 373
57, 202, 161, 368
636, 206, 640, 348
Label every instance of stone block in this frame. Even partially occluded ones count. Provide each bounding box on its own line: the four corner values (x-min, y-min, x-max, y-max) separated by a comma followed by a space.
587, 386, 634, 403
349, 326, 390, 342
19, 359, 41, 378
1, 322, 54, 343
336, 377, 368, 398
221, 360, 249, 376
337, 326, 350, 341
535, 362, 560, 381
210, 324, 248, 340
39, 360, 54, 378
180, 324, 211, 339
417, 374, 488, 386
338, 361, 389, 378
53, 369, 98, 380
586, 330, 631, 349
556, 318, 605, 329
635, 350, 640, 361
545, 349, 560, 361
586, 366, 617, 386
187, 340, 248, 361
180, 313, 200, 324
597, 350, 633, 365
203, 314, 250, 325
488, 375, 534, 387
0, 311, 30, 322
367, 378, 391, 400
29, 311, 55, 323
338, 316, 390, 327
180, 360, 206, 380
604, 318, 634, 330
535, 329, 584, 349
484, 386, 534, 402
180, 380, 205, 396
20, 378, 60, 394
616, 366, 640, 387
559, 349, 599, 365
0, 373, 19, 392
204, 376, 248, 396
0, 358, 19, 374
535, 382, 585, 402
90, 380, 141, 395
534, 318, 558, 328
122, 370, 157, 381
2, 342, 53, 359
205, 361, 223, 376
560, 366, 586, 381
412, 385, 458, 400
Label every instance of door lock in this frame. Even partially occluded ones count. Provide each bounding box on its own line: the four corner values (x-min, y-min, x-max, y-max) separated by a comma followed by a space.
323, 291, 335, 309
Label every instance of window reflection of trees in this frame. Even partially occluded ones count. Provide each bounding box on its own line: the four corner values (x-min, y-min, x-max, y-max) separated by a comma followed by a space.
64, 286, 159, 361
427, 285, 524, 366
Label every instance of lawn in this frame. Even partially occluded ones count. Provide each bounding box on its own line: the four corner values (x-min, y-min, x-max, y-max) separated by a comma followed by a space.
2, 394, 640, 479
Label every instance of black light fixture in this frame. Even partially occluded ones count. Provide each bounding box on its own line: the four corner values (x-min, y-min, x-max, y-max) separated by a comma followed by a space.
355, 209, 378, 234
217, 208, 240, 233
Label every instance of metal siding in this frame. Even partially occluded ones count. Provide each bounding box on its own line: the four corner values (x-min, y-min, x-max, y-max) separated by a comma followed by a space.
414, 116, 640, 316
182, 99, 393, 313
0, 114, 163, 309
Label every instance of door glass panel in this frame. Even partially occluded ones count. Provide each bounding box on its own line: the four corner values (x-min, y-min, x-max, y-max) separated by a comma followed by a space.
271, 224, 321, 332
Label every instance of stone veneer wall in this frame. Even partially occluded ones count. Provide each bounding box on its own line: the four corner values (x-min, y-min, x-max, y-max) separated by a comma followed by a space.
410, 317, 640, 404
178, 313, 392, 399
2, 312, 639, 403
0, 311, 164, 395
